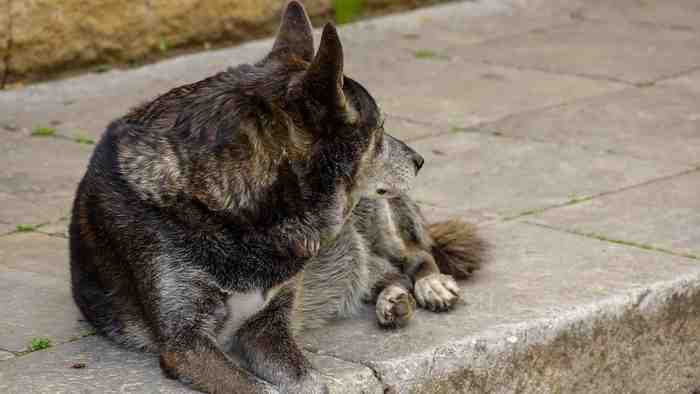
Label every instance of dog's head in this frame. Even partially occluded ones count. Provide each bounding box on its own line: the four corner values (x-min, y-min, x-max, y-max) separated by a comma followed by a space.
267, 1, 424, 201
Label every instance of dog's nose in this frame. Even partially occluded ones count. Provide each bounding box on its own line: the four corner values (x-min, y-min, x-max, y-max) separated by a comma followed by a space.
413, 153, 424, 173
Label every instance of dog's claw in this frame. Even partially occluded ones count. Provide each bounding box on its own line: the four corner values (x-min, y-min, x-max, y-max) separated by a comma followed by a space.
376, 285, 416, 328
414, 274, 460, 312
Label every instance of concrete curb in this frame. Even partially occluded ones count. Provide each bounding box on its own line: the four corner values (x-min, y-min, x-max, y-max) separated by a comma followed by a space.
364, 270, 700, 393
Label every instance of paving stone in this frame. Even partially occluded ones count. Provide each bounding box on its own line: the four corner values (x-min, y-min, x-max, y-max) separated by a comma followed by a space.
458, 20, 700, 85
0, 221, 13, 237
0, 0, 622, 144
339, 0, 568, 56
530, 171, 700, 258
301, 221, 700, 392
408, 131, 691, 220
0, 234, 86, 352
0, 232, 69, 279
0, 351, 14, 361
0, 336, 199, 394
0, 335, 382, 394
352, 55, 622, 129
383, 115, 439, 142
662, 69, 700, 95
479, 85, 700, 165
0, 39, 271, 140
0, 132, 90, 233
575, 0, 700, 31
35, 218, 70, 239
0, 268, 87, 353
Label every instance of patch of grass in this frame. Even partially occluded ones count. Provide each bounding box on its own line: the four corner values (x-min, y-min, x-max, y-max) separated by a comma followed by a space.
28, 338, 51, 352
73, 134, 96, 145
414, 49, 449, 60
565, 195, 592, 205
67, 329, 97, 342
159, 38, 169, 53
334, 0, 365, 24
15, 224, 38, 232
503, 207, 547, 221
31, 126, 56, 137
577, 231, 699, 259
450, 126, 467, 133
93, 64, 112, 74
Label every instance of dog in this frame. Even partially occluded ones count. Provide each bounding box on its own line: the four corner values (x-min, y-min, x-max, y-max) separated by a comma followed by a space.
69, 2, 486, 393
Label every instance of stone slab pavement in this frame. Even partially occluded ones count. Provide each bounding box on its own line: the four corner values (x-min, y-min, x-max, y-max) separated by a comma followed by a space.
1, 0, 700, 393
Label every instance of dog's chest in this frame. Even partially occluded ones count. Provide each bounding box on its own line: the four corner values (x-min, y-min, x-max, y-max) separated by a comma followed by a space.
217, 291, 268, 342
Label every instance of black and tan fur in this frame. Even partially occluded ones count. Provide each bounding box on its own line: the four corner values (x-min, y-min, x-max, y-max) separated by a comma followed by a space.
69, 2, 486, 393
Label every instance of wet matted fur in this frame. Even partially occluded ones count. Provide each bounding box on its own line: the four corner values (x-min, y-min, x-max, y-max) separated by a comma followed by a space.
69, 2, 487, 393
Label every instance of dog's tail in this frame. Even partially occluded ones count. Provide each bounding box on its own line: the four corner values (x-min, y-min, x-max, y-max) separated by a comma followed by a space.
428, 219, 488, 279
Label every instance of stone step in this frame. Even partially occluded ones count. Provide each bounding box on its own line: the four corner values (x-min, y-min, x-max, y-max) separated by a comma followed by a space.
1, 220, 699, 393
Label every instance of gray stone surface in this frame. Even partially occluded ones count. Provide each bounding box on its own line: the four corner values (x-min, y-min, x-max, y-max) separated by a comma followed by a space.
0, 336, 382, 394
0, 233, 86, 353
35, 218, 70, 239
458, 20, 700, 85
348, 51, 623, 129
0, 268, 87, 353
0, 131, 91, 234
530, 171, 700, 258
408, 131, 691, 221
0, 0, 623, 143
0, 232, 70, 279
662, 69, 700, 95
0, 336, 201, 394
478, 85, 700, 165
339, 0, 569, 54
575, 0, 700, 31
301, 221, 700, 393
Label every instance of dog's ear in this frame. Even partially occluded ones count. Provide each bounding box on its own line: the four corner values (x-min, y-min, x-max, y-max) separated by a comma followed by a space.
292, 23, 353, 123
270, 1, 314, 62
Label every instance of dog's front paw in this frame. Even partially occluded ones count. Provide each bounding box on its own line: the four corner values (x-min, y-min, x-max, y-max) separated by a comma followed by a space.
282, 370, 329, 394
376, 285, 416, 328
414, 273, 460, 312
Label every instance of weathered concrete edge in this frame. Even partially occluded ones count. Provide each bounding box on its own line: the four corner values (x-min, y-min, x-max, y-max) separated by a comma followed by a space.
358, 267, 700, 393
1, 0, 517, 86
1, 0, 516, 93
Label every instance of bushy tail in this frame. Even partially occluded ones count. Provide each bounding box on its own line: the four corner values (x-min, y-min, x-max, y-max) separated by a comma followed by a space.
428, 219, 488, 279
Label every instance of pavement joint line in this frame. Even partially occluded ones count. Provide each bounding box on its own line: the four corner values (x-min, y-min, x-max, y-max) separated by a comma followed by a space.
0, 346, 17, 356
523, 221, 700, 261
577, 15, 698, 35
1, 221, 52, 237
304, 346, 389, 390
31, 129, 96, 146
651, 64, 700, 86
10, 330, 97, 359
461, 57, 638, 87
396, 84, 700, 169
498, 166, 700, 223
399, 83, 636, 144
432, 18, 581, 60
